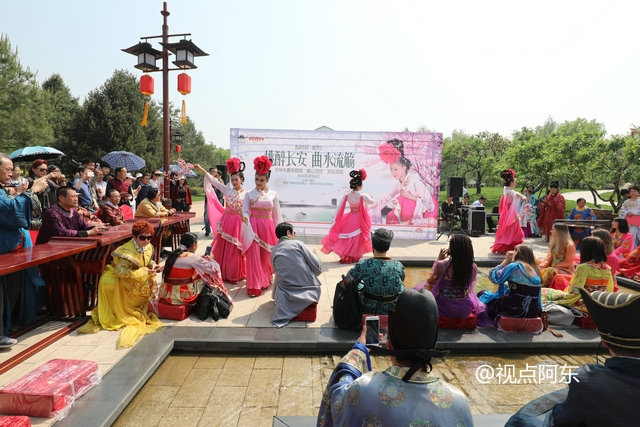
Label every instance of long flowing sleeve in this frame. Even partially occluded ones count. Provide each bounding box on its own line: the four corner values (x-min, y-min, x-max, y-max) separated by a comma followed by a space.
317, 342, 371, 427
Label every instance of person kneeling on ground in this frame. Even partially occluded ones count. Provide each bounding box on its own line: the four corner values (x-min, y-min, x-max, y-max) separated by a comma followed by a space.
158, 232, 228, 307
346, 228, 405, 315
317, 289, 473, 426
506, 288, 640, 426
271, 222, 322, 328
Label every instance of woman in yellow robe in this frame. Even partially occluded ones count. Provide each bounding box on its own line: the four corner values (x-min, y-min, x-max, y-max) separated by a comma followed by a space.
79, 220, 164, 348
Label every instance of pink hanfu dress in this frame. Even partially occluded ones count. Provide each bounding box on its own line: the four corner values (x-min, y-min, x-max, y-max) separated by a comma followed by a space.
321, 191, 373, 263
491, 187, 524, 254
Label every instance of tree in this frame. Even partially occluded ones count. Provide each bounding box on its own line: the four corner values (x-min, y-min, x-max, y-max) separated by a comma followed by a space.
75, 69, 163, 167
42, 74, 80, 157
0, 34, 53, 152
442, 130, 509, 194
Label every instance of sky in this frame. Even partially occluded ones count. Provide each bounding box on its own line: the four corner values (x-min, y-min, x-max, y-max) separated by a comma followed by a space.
2, 0, 639, 149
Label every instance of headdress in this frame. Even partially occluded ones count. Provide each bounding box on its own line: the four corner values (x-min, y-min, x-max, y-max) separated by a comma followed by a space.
368, 289, 449, 381
359, 168, 367, 181
226, 157, 244, 175
579, 289, 640, 349
253, 155, 272, 175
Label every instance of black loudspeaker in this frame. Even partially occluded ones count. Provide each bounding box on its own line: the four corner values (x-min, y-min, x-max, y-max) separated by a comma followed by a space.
470, 210, 486, 236
217, 164, 228, 184
447, 177, 464, 200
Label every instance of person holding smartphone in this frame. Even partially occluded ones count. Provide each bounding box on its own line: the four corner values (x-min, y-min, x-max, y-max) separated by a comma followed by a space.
78, 220, 164, 348
317, 289, 473, 426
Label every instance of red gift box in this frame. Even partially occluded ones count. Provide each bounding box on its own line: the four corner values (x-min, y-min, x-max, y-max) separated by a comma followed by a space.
574, 313, 596, 329
497, 316, 544, 333
148, 300, 190, 320
0, 416, 30, 426
0, 359, 101, 419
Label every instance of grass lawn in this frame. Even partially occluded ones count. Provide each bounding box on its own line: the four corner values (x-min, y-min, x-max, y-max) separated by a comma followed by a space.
441, 187, 613, 217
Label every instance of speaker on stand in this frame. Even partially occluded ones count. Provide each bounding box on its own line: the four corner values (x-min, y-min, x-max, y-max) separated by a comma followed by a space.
447, 177, 464, 200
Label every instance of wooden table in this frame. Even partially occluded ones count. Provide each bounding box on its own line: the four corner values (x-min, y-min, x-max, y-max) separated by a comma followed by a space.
552, 219, 611, 229
49, 224, 134, 315
140, 212, 195, 263
0, 240, 98, 319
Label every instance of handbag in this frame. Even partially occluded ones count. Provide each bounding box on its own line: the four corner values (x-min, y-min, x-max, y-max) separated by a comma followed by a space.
194, 285, 213, 321
211, 287, 232, 319
542, 302, 584, 327
332, 274, 362, 329
209, 294, 221, 321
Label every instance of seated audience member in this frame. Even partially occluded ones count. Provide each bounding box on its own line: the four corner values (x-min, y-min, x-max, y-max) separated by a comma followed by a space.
135, 187, 176, 218
270, 222, 322, 328
317, 289, 473, 426
78, 220, 164, 348
158, 232, 227, 306
346, 228, 405, 315
611, 217, 633, 259
135, 173, 152, 207
426, 234, 485, 319
592, 229, 619, 291
478, 244, 542, 324
471, 195, 496, 232
36, 187, 108, 244
97, 189, 125, 226
0, 153, 48, 348
548, 236, 614, 310
74, 165, 99, 213
567, 197, 598, 248
507, 289, 640, 426
537, 224, 575, 287
614, 240, 640, 280
441, 194, 457, 219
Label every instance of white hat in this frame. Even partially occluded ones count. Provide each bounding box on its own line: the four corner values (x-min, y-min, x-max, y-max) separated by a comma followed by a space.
135, 173, 143, 178
125, 173, 134, 179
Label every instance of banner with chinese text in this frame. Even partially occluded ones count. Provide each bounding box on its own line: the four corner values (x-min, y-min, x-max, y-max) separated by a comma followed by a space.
230, 128, 443, 239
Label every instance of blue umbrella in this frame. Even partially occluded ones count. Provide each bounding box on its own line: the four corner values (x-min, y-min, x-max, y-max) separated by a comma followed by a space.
101, 151, 146, 171
9, 146, 65, 162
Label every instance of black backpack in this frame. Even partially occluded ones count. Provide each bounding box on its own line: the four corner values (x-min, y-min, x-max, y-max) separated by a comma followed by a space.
332, 274, 362, 329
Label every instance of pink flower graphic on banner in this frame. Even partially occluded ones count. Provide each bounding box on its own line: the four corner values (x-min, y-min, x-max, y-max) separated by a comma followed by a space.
378, 144, 401, 164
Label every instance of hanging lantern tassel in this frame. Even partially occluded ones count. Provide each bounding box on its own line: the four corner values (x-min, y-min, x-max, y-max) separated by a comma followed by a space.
139, 75, 154, 127
180, 99, 187, 124
141, 101, 149, 126
177, 73, 191, 125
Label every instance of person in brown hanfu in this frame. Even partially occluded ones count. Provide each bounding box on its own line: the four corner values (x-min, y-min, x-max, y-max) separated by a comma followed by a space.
536, 181, 566, 242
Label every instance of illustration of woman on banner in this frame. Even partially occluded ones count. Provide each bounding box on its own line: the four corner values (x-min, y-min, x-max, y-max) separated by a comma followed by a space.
373, 138, 435, 225
321, 169, 374, 263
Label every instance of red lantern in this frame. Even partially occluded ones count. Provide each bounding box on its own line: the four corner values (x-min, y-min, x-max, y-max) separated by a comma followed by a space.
175, 145, 182, 153
177, 73, 191, 95
140, 75, 154, 95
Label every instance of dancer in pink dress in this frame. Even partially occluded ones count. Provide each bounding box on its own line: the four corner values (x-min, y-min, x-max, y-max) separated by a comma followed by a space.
491, 169, 526, 254
242, 156, 283, 297
195, 159, 248, 284
321, 169, 374, 263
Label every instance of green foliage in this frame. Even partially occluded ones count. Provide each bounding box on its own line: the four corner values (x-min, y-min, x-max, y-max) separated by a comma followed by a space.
0, 34, 54, 152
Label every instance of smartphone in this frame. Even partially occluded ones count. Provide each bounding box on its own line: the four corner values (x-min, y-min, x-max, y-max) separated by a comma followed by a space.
365, 316, 380, 346
204, 246, 212, 256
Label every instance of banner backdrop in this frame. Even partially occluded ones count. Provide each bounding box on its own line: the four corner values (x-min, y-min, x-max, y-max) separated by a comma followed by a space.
230, 128, 443, 239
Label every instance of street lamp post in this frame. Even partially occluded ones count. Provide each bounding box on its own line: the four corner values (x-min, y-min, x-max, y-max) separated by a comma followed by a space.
122, 1, 208, 201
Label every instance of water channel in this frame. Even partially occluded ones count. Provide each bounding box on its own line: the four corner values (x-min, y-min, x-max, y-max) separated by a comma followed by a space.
114, 267, 625, 426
